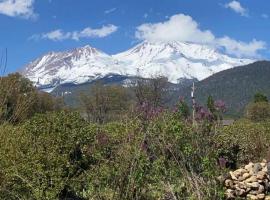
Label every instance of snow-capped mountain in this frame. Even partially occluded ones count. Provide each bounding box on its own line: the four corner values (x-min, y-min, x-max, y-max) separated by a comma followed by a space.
22, 41, 254, 90
22, 45, 120, 88
113, 41, 253, 82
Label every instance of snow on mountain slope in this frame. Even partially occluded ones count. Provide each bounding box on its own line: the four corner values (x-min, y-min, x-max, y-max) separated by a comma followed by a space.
113, 41, 253, 82
22, 45, 121, 87
22, 41, 254, 89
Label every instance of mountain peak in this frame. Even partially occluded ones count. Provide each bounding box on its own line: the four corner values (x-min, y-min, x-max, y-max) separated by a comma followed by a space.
76, 44, 97, 51
21, 42, 254, 91
70, 45, 105, 56
118, 40, 219, 59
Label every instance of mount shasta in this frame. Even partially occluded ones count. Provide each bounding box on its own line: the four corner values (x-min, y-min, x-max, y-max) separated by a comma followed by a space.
21, 41, 254, 91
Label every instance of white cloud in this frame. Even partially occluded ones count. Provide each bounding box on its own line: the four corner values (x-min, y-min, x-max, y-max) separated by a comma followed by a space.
32, 24, 118, 41
225, 1, 248, 17
135, 14, 266, 58
74, 25, 118, 39
261, 13, 269, 19
42, 29, 70, 41
143, 13, 148, 18
217, 37, 266, 58
136, 14, 215, 44
0, 0, 37, 19
104, 7, 116, 14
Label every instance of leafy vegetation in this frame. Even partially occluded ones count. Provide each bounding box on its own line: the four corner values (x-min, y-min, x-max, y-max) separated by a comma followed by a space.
79, 82, 132, 124
215, 119, 270, 166
1, 73, 270, 199
245, 92, 270, 122
0, 110, 226, 199
0, 73, 62, 124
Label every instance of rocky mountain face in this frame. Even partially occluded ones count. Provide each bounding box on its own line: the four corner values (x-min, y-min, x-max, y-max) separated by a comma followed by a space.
21, 41, 254, 91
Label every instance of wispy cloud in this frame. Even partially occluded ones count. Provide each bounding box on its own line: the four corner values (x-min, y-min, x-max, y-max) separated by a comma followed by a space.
135, 14, 266, 58
143, 13, 148, 18
261, 13, 269, 19
0, 0, 37, 19
104, 7, 116, 14
225, 1, 248, 17
31, 24, 118, 41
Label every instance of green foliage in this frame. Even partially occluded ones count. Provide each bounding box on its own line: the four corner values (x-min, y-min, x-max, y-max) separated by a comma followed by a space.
0, 74, 234, 199
245, 102, 270, 122
80, 82, 132, 124
75, 113, 223, 200
176, 98, 190, 119
34, 91, 64, 113
0, 111, 91, 199
215, 119, 270, 166
134, 76, 169, 108
0, 111, 224, 200
0, 73, 36, 123
207, 95, 215, 113
0, 73, 62, 124
254, 92, 268, 103
7, 68, 270, 199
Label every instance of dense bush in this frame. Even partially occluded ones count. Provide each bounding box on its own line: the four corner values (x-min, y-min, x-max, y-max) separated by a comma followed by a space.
0, 112, 91, 199
80, 82, 132, 124
245, 102, 270, 122
0, 110, 225, 200
75, 112, 224, 200
244, 92, 270, 122
3, 75, 270, 199
0, 73, 62, 124
254, 92, 268, 103
215, 119, 270, 167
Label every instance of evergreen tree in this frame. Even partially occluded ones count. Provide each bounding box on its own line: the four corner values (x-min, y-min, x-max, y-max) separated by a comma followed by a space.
207, 95, 215, 113
254, 92, 268, 103
177, 98, 190, 119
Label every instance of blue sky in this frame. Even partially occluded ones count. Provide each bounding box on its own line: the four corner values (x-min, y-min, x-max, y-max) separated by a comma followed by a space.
0, 0, 269, 73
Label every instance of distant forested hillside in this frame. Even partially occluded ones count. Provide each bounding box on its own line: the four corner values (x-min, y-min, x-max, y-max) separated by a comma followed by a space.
177, 61, 270, 117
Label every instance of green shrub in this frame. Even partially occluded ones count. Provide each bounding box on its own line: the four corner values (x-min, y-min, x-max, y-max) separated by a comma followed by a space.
76, 113, 223, 200
0, 111, 224, 200
254, 92, 268, 103
0, 73, 63, 124
215, 119, 270, 166
246, 102, 270, 122
0, 111, 91, 199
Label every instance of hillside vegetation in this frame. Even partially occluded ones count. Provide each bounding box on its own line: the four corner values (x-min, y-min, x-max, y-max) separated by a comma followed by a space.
1, 73, 270, 199
177, 61, 270, 117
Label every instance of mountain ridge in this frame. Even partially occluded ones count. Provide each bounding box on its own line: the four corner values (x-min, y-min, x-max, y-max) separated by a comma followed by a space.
21, 41, 254, 91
